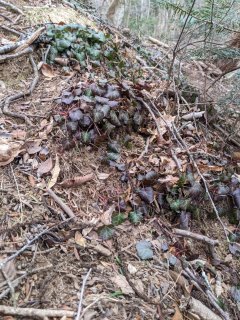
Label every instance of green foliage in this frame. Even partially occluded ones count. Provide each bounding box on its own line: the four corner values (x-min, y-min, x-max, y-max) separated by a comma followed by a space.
43, 24, 110, 66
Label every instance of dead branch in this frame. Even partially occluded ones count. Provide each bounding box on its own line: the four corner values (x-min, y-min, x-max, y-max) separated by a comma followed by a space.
0, 305, 75, 318
0, 24, 24, 37
0, 47, 33, 63
0, 39, 25, 55
0, 0, 23, 15
46, 188, 76, 219
75, 268, 92, 320
2, 54, 39, 125
0, 12, 12, 22
0, 27, 44, 55
173, 228, 219, 246
148, 36, 170, 49
14, 27, 45, 53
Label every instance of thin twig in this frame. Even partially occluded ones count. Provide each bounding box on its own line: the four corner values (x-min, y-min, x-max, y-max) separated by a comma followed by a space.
0, 24, 24, 37
138, 137, 150, 160
75, 268, 92, 320
173, 228, 219, 246
0, 305, 75, 318
46, 189, 76, 219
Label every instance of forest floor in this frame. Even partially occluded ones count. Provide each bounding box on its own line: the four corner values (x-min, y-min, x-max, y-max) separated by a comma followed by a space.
0, 1, 240, 320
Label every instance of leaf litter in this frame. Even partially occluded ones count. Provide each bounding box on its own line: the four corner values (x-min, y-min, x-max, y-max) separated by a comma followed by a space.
0, 2, 239, 320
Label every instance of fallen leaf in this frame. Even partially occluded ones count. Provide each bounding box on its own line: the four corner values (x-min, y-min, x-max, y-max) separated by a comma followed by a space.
172, 303, 183, 320
137, 187, 154, 204
158, 175, 179, 186
39, 146, 49, 161
127, 264, 137, 274
48, 155, 60, 189
0, 257, 16, 283
101, 205, 115, 225
37, 157, 53, 177
11, 129, 26, 140
97, 172, 110, 180
59, 173, 94, 188
39, 117, 54, 139
111, 274, 134, 295
41, 63, 57, 78
0, 139, 23, 166
232, 152, 240, 161
75, 231, 86, 247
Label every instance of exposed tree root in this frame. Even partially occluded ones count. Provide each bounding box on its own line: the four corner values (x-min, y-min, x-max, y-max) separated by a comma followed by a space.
0, 47, 33, 63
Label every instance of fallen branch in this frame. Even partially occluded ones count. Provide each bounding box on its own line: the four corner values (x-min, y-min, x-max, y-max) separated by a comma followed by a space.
75, 268, 92, 320
0, 39, 25, 55
47, 188, 76, 219
148, 36, 170, 49
0, 305, 75, 318
0, 0, 23, 15
173, 228, 219, 246
2, 54, 38, 125
14, 27, 45, 53
0, 24, 24, 37
0, 27, 44, 55
0, 47, 33, 63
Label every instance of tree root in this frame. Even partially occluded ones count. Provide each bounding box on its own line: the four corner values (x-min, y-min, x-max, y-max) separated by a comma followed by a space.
0, 0, 24, 15
2, 54, 39, 125
0, 24, 25, 37
0, 47, 33, 63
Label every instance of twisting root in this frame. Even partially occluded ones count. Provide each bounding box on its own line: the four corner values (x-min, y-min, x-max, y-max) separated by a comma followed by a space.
2, 54, 39, 125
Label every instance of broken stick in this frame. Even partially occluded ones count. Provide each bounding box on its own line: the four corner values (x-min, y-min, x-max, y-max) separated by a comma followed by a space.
173, 228, 219, 246
0, 305, 75, 318
47, 188, 76, 219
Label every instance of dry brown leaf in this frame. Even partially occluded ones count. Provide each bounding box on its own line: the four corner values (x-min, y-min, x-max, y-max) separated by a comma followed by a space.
75, 231, 86, 247
39, 117, 54, 139
232, 152, 240, 161
48, 155, 60, 189
158, 175, 179, 186
37, 157, 53, 177
0, 258, 16, 283
101, 205, 115, 225
155, 114, 176, 135
169, 270, 191, 295
59, 173, 94, 188
198, 164, 223, 172
11, 129, 26, 140
111, 274, 134, 295
41, 63, 57, 78
160, 156, 177, 173
172, 303, 183, 320
0, 139, 23, 166
28, 175, 36, 187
